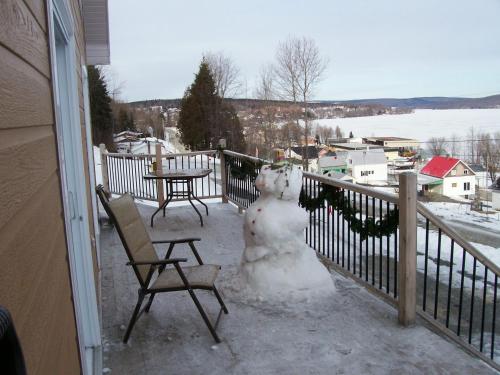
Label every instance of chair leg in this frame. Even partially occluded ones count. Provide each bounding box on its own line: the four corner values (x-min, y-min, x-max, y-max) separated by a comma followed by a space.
123, 292, 145, 343
212, 285, 228, 314
186, 288, 221, 343
144, 293, 156, 313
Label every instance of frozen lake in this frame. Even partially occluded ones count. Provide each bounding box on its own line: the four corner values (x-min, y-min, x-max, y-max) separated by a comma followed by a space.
315, 108, 500, 142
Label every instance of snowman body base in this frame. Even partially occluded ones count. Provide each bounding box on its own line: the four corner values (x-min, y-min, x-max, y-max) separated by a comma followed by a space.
240, 166, 335, 300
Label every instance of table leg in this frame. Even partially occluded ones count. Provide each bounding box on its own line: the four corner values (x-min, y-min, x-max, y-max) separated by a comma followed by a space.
150, 198, 169, 227
163, 181, 174, 217
187, 179, 203, 226
192, 194, 208, 216
151, 190, 173, 227
187, 196, 203, 226
189, 179, 208, 216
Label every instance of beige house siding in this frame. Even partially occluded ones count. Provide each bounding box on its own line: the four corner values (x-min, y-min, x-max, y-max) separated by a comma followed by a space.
0, 0, 99, 373
445, 161, 474, 178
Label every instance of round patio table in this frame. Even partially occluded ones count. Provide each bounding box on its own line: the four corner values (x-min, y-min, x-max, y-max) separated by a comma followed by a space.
144, 168, 212, 227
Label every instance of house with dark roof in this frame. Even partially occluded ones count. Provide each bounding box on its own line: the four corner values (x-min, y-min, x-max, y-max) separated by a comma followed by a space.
419, 156, 476, 198
289, 146, 319, 160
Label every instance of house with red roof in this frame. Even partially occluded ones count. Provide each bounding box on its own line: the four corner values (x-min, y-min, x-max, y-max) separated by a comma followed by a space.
419, 156, 476, 198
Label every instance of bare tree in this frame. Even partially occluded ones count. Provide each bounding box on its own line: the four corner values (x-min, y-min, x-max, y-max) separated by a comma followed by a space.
449, 133, 461, 158
315, 124, 333, 144
478, 132, 500, 183
274, 36, 328, 170
466, 126, 479, 164
334, 125, 344, 139
254, 64, 278, 158
204, 51, 242, 99
427, 137, 448, 156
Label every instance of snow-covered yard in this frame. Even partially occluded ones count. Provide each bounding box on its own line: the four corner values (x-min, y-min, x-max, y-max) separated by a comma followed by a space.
424, 201, 500, 233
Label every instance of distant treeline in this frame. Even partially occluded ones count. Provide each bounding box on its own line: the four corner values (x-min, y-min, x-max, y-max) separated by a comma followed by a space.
129, 94, 500, 111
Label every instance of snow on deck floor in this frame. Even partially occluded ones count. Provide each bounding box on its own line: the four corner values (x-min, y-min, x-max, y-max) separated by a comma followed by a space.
100, 202, 495, 375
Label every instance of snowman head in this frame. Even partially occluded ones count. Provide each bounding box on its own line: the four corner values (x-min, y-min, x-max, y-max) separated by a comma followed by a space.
255, 164, 303, 201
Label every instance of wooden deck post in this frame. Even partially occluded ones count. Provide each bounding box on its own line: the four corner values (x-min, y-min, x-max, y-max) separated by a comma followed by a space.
99, 143, 110, 192
398, 172, 417, 326
155, 143, 165, 207
220, 150, 228, 203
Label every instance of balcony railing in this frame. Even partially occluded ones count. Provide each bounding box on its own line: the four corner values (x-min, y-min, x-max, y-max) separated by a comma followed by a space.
98, 145, 500, 370
101, 146, 221, 202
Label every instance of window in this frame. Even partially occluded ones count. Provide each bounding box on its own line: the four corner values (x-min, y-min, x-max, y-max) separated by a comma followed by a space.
464, 182, 470, 191
464, 170, 468, 175
452, 183, 457, 188
451, 169, 457, 176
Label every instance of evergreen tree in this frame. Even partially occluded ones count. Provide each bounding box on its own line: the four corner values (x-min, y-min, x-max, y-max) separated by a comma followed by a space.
178, 60, 245, 152
88, 66, 113, 148
219, 102, 245, 152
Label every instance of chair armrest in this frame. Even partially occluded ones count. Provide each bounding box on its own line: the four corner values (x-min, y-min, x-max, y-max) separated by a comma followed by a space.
127, 258, 187, 266
151, 238, 201, 244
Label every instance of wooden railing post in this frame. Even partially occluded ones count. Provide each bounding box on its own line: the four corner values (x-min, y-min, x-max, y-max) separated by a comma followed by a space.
220, 150, 228, 203
398, 172, 417, 326
99, 143, 110, 192
155, 143, 165, 207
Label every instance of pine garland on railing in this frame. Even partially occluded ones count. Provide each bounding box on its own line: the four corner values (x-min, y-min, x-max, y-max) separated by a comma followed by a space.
299, 183, 399, 240
227, 155, 263, 181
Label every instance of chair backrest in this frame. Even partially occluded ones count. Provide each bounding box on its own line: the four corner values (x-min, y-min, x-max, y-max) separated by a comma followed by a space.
101, 192, 159, 286
96, 185, 113, 220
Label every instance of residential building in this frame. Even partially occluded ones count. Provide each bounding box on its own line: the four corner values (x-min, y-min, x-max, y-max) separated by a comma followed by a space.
318, 152, 348, 174
346, 149, 388, 184
0, 0, 109, 373
322, 171, 353, 183
329, 142, 383, 152
363, 136, 420, 150
419, 156, 476, 198
288, 145, 320, 161
113, 130, 144, 143
468, 163, 490, 188
326, 136, 364, 145
363, 137, 420, 162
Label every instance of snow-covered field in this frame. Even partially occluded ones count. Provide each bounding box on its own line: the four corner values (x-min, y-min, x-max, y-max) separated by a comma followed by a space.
315, 108, 500, 141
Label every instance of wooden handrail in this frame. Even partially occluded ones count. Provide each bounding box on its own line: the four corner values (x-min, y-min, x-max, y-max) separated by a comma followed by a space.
303, 172, 400, 204
106, 149, 217, 158
417, 202, 500, 276
222, 150, 270, 164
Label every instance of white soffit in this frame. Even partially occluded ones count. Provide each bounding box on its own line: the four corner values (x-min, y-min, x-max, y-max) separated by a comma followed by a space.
83, 0, 110, 65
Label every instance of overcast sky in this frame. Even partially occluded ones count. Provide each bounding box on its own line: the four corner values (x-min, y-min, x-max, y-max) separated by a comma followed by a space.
108, 0, 500, 102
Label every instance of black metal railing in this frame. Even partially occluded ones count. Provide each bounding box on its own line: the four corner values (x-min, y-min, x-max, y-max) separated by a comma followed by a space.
417, 204, 500, 366
301, 174, 400, 300
223, 150, 263, 208
104, 150, 222, 202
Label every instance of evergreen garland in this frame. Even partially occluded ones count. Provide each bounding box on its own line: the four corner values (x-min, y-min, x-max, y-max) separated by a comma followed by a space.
299, 184, 399, 240
227, 156, 263, 181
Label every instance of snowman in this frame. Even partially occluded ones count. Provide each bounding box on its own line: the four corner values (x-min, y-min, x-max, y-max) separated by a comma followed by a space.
241, 164, 335, 300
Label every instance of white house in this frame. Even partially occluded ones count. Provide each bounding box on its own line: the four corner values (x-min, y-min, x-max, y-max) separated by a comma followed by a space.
492, 179, 500, 211
420, 156, 476, 198
346, 149, 388, 184
469, 164, 491, 188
